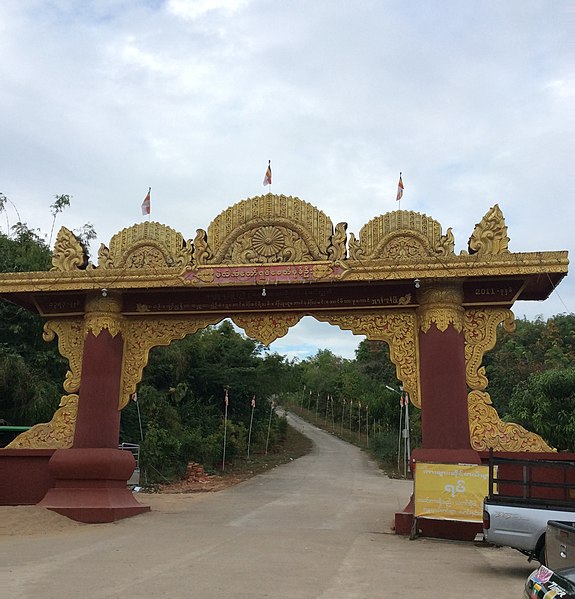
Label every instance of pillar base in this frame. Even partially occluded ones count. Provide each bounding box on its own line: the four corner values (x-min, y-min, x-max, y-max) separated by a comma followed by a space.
38, 448, 150, 523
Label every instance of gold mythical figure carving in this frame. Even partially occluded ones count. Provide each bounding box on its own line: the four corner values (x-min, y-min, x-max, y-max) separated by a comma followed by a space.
327, 222, 348, 261
193, 229, 213, 265
51, 227, 89, 271
467, 204, 510, 255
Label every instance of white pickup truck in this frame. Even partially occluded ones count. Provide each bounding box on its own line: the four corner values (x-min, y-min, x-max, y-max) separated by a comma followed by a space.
482, 453, 575, 564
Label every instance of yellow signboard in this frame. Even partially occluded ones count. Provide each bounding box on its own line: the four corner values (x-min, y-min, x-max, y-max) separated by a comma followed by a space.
414, 463, 489, 522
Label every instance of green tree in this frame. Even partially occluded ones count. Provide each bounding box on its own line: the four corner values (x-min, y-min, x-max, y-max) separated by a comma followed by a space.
507, 367, 575, 451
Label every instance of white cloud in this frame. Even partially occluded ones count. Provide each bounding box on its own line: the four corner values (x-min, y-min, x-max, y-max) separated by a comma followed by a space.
0, 0, 572, 359
167, 0, 249, 21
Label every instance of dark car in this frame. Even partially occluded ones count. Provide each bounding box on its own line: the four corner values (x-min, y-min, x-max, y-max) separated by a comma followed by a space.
524, 565, 575, 598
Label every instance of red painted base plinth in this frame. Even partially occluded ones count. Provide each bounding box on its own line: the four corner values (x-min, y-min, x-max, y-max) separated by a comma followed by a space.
38, 448, 150, 523
394, 497, 482, 540
394, 495, 415, 536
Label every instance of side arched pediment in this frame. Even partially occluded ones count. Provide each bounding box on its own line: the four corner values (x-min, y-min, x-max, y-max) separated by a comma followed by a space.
349, 210, 455, 260
194, 193, 346, 264
98, 222, 193, 269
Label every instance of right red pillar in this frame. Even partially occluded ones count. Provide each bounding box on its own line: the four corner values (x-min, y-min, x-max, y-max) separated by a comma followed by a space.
416, 281, 472, 450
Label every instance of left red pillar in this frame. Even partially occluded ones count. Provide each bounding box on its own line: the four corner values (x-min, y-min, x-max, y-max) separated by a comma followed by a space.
39, 292, 150, 523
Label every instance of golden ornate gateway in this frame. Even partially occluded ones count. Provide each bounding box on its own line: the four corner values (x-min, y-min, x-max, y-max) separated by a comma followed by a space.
0, 194, 568, 454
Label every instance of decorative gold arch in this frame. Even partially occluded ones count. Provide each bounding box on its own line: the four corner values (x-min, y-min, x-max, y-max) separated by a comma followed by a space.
195, 193, 347, 264
5, 197, 567, 452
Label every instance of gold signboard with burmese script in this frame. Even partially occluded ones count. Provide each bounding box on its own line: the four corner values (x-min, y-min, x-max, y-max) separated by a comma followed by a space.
414, 463, 489, 522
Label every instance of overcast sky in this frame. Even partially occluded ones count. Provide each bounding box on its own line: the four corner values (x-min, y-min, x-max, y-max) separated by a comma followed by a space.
1, 0, 573, 360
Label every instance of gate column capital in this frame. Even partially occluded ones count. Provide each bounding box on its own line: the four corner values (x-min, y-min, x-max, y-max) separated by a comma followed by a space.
416, 279, 464, 333
84, 291, 125, 338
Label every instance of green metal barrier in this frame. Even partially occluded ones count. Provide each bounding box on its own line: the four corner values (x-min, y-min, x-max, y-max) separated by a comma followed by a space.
0, 426, 31, 447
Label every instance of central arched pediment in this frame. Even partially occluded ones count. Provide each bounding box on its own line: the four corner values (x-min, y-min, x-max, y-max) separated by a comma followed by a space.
193, 193, 347, 264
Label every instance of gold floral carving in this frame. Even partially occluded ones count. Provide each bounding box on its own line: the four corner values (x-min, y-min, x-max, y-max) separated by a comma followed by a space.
468, 390, 554, 452
417, 282, 464, 333
205, 194, 334, 263
6, 394, 78, 449
464, 308, 554, 452
226, 224, 319, 263
119, 315, 223, 409
327, 222, 348, 261
348, 210, 455, 260
464, 308, 515, 390
468, 204, 510, 255
98, 222, 193, 269
193, 229, 213, 265
231, 313, 303, 346
312, 310, 420, 407
84, 293, 125, 338
51, 227, 88, 271
43, 318, 85, 393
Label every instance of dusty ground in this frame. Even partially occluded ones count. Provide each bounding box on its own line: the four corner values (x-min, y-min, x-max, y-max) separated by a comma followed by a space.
1, 424, 313, 537
0, 469, 281, 537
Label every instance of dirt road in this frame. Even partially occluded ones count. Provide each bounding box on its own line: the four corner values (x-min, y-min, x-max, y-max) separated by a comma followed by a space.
0, 414, 533, 598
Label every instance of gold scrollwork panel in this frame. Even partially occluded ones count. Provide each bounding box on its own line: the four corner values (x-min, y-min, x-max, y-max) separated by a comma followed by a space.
119, 315, 223, 409
6, 394, 78, 449
8, 319, 86, 449
43, 318, 85, 393
231, 313, 303, 347
464, 308, 554, 452
312, 310, 420, 407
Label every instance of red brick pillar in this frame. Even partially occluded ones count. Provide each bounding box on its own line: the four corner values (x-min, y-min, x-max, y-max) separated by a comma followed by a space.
416, 281, 471, 450
39, 292, 150, 523
73, 294, 125, 448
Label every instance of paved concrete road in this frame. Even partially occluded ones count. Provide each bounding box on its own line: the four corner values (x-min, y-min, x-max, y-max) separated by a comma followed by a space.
1, 413, 533, 598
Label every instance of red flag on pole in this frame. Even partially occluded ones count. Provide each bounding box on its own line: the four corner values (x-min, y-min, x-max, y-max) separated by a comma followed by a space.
251, 396, 256, 408
396, 173, 404, 201
141, 187, 151, 215
263, 161, 272, 186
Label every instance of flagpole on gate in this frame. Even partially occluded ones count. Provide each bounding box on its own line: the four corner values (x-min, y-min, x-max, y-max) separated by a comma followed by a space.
141, 187, 151, 220
396, 173, 404, 210
263, 160, 272, 193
